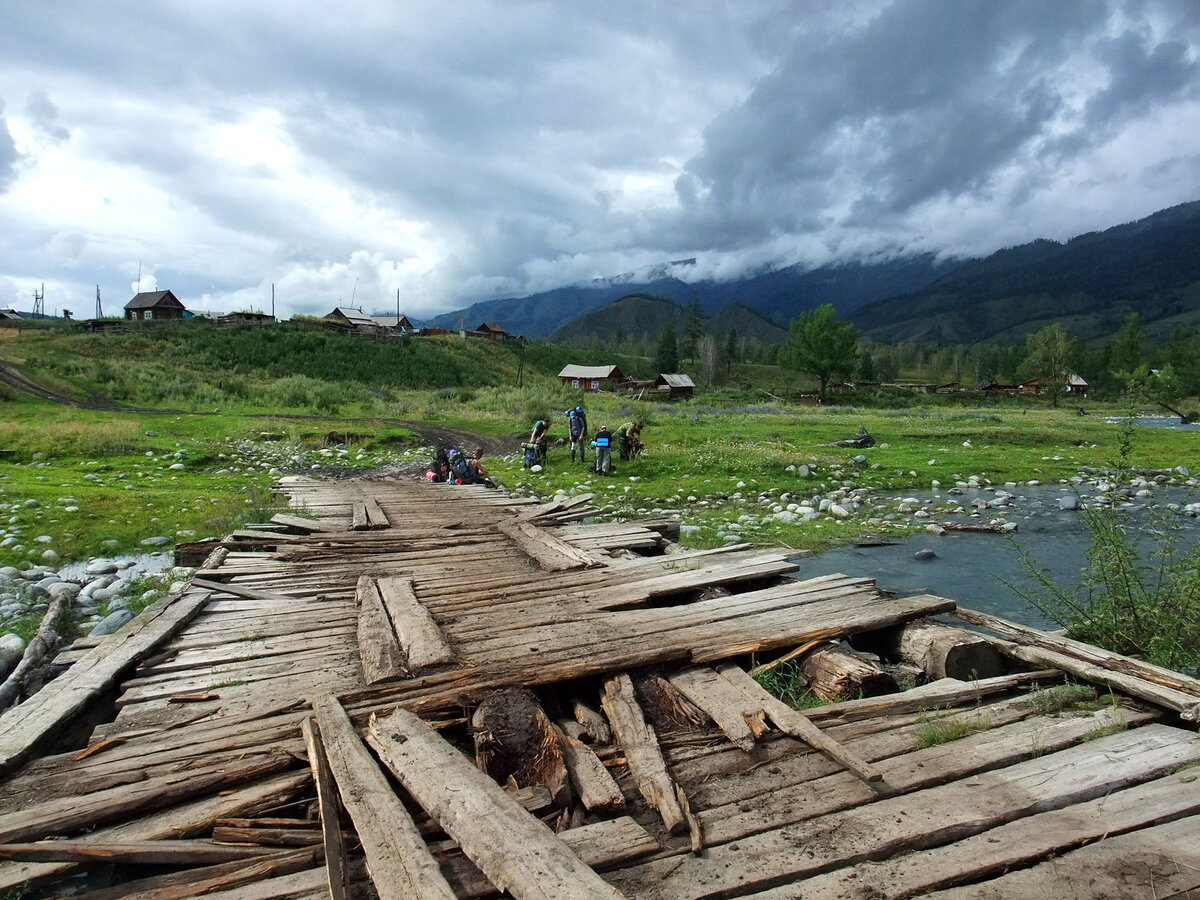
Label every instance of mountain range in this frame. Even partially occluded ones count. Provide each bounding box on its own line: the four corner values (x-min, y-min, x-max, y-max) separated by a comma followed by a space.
429, 200, 1200, 346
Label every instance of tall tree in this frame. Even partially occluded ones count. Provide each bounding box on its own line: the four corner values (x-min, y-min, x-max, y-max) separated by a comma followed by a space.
725, 328, 738, 373
655, 321, 679, 373
780, 304, 858, 403
1019, 322, 1074, 408
696, 335, 723, 387
681, 293, 705, 362
1108, 312, 1144, 376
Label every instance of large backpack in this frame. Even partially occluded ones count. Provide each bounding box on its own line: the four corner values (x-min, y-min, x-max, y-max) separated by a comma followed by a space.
448, 449, 471, 479
569, 413, 585, 439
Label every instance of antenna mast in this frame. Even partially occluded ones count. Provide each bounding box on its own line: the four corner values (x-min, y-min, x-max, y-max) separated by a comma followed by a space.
95, 284, 103, 319
351, 277, 359, 308
137, 261, 142, 293
33, 283, 45, 317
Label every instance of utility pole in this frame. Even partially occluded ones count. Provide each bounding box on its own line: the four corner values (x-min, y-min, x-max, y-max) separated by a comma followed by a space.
95, 284, 103, 319
33, 283, 44, 317
271, 283, 275, 319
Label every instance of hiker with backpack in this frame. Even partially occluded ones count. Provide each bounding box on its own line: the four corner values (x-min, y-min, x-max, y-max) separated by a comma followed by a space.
593, 425, 613, 475
567, 406, 588, 463
524, 418, 550, 468
616, 420, 643, 461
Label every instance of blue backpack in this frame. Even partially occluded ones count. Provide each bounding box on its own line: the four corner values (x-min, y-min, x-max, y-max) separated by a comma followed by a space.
448, 449, 470, 479
569, 412, 585, 439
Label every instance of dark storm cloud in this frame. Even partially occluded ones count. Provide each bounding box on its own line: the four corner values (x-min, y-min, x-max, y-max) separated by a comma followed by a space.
0, 99, 19, 193
1, 1, 1199, 315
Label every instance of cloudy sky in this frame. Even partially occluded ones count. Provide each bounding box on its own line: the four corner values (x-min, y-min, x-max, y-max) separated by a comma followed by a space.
2, 1, 1198, 320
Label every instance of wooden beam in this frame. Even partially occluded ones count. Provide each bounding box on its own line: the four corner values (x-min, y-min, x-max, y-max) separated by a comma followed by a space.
355, 576, 406, 686
367, 706, 624, 900
0, 589, 213, 776
497, 520, 597, 572
375, 577, 453, 670
311, 696, 455, 900
0, 840, 271, 865
551, 723, 625, 813
714, 663, 883, 784
668, 668, 760, 752
299, 718, 348, 900
600, 673, 688, 834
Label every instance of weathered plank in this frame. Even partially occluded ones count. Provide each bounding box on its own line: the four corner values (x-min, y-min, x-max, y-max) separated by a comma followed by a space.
311, 696, 455, 900
551, 723, 625, 813
0, 840, 272, 865
497, 520, 597, 572
715, 662, 882, 783
750, 766, 1200, 899
668, 667, 760, 752
298, 718, 348, 900
367, 706, 624, 900
271, 513, 331, 533
376, 576, 454, 670
355, 575, 406, 685
0, 588, 213, 776
605, 723, 1200, 898
601, 673, 688, 834
924, 814, 1200, 900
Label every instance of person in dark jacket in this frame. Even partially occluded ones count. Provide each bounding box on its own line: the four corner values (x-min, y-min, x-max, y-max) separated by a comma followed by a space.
568, 406, 589, 463
593, 425, 613, 474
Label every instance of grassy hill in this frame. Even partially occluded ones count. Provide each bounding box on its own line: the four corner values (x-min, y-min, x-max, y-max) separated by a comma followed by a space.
852, 201, 1200, 344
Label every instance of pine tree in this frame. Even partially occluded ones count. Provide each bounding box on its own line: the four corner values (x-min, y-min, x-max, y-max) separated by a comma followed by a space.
655, 322, 679, 373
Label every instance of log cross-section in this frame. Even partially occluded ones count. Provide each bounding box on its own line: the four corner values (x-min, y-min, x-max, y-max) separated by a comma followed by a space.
355, 575, 406, 685
375, 576, 454, 671
600, 673, 689, 834
311, 696, 456, 900
367, 706, 625, 900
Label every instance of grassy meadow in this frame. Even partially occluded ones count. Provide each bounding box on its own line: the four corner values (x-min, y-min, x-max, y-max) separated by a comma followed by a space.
0, 321, 1194, 569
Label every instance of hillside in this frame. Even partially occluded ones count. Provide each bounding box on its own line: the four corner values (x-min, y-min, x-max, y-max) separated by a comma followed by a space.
852, 201, 1200, 344
430, 255, 952, 339
551, 295, 789, 347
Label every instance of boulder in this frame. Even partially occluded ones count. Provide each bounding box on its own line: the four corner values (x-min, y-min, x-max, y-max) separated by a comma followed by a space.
90, 609, 136, 636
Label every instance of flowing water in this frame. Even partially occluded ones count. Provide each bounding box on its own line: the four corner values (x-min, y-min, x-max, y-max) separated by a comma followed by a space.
791, 483, 1200, 628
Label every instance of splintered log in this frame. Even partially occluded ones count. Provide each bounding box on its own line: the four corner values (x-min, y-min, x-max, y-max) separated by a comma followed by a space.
799, 642, 897, 702
270, 513, 330, 533
72, 848, 320, 900
853, 617, 1007, 680
0, 840, 272, 865
714, 662, 883, 784
551, 724, 625, 813
312, 696, 456, 900
368, 707, 625, 900
668, 668, 763, 752
299, 718, 348, 900
572, 699, 611, 744
375, 577, 454, 671
471, 688, 571, 809
600, 674, 689, 835
355, 576, 406, 686
634, 673, 709, 732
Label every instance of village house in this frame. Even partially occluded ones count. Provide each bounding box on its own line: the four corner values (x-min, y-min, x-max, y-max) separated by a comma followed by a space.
557, 364, 625, 392
470, 322, 515, 341
373, 315, 416, 333
124, 290, 187, 321
655, 372, 696, 400
325, 306, 376, 328
218, 311, 276, 326
1018, 373, 1089, 397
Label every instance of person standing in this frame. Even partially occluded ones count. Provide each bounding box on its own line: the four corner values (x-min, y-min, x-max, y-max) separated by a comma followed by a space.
528, 418, 550, 463
568, 405, 588, 463
594, 425, 613, 474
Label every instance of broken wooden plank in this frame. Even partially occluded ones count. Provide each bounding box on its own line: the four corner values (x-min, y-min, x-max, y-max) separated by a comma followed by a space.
551, 723, 625, 813
355, 575, 406, 685
715, 662, 883, 783
72, 849, 319, 900
367, 706, 624, 900
364, 497, 389, 529
668, 668, 760, 752
350, 501, 369, 531
954, 605, 1200, 701
299, 718, 348, 900
600, 673, 688, 834
0, 840, 271, 865
375, 576, 454, 670
497, 519, 597, 572
0, 588, 213, 776
270, 513, 331, 533
190, 578, 299, 606
311, 696, 454, 900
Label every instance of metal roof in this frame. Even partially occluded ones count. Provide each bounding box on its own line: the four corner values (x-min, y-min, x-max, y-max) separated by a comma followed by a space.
558, 365, 623, 380
329, 307, 375, 326
656, 373, 695, 388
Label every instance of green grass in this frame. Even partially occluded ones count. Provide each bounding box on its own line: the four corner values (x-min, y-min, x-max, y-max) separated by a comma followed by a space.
1026, 683, 1100, 715
752, 661, 826, 710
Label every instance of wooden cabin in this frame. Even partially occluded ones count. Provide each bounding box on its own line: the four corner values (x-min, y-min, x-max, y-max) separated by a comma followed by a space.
558, 364, 625, 392
655, 373, 695, 400
124, 290, 186, 321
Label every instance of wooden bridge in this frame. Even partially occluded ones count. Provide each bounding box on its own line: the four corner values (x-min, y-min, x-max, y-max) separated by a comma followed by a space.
1, 476, 1198, 898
